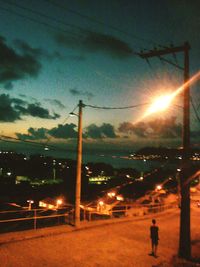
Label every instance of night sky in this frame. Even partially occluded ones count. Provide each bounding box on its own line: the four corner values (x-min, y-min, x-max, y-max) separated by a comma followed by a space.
0, 0, 200, 155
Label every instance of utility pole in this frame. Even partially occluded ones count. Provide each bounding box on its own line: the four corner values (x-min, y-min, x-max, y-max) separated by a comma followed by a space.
75, 100, 83, 227
180, 42, 191, 259
139, 42, 191, 259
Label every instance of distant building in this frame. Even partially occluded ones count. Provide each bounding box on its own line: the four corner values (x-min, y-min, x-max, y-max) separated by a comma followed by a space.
39, 197, 63, 210
89, 175, 111, 185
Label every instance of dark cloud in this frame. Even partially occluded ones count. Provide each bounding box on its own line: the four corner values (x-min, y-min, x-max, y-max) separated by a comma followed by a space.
15, 39, 62, 61
25, 104, 60, 119
16, 127, 48, 140
69, 88, 80, 96
12, 97, 27, 106
48, 123, 77, 139
118, 116, 182, 139
55, 31, 133, 58
148, 117, 182, 138
44, 98, 66, 109
118, 121, 147, 138
0, 94, 60, 122
15, 123, 117, 141
14, 39, 44, 57
69, 88, 94, 99
4, 82, 13, 90
16, 123, 78, 140
67, 55, 86, 61
85, 123, 117, 139
0, 36, 42, 89
18, 94, 27, 98
0, 94, 21, 122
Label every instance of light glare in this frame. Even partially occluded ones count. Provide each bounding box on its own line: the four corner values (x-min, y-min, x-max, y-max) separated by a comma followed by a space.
145, 94, 173, 116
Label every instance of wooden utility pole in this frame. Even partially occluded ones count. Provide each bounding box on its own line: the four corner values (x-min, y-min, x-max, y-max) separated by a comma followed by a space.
75, 100, 83, 227
139, 42, 191, 259
179, 42, 191, 259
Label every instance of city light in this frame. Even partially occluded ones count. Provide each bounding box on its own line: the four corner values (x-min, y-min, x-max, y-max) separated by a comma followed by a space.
116, 195, 124, 201
156, 185, 162, 191
107, 192, 116, 198
27, 200, 34, 210
56, 199, 63, 206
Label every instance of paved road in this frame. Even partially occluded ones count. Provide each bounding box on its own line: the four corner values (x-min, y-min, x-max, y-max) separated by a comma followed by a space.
0, 207, 199, 267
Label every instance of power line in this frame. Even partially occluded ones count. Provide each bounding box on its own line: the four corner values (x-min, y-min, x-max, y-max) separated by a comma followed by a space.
62, 105, 78, 125
0, 104, 78, 152
0, 0, 87, 36
0, 135, 64, 151
190, 96, 200, 124
0, 0, 154, 58
0, 0, 157, 51
43, 104, 78, 148
0, 4, 81, 39
0, 0, 161, 62
43, 0, 158, 47
84, 102, 149, 110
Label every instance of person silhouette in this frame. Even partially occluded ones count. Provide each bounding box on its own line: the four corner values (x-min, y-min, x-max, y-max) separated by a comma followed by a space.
150, 219, 159, 257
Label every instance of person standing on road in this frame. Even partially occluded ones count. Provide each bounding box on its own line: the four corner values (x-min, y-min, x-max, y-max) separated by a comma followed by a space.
150, 219, 159, 257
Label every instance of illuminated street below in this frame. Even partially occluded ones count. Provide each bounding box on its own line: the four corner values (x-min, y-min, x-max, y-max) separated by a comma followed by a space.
0, 206, 199, 267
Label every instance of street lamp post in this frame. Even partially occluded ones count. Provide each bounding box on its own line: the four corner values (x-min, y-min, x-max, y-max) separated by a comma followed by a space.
75, 100, 83, 227
179, 42, 191, 258
27, 200, 34, 210
139, 42, 191, 259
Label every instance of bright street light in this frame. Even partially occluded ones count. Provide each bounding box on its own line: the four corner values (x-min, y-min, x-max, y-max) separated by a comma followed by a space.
27, 200, 34, 210
116, 195, 124, 201
56, 199, 62, 206
145, 94, 174, 116
98, 201, 104, 206
138, 70, 200, 123
107, 192, 116, 198
156, 185, 162, 191
69, 112, 79, 117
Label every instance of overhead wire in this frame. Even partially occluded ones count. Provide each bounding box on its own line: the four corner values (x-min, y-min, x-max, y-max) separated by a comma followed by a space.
0, 0, 88, 36
84, 102, 149, 110
0, 3, 155, 150
139, 44, 200, 130
0, 135, 67, 152
0, 3, 82, 39
0, 103, 78, 153
43, 104, 78, 148
0, 0, 165, 108
0, 0, 197, 156
190, 96, 200, 124
42, 0, 159, 47
0, 0, 158, 54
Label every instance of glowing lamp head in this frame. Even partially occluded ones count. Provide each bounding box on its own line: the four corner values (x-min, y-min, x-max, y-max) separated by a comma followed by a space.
116, 195, 124, 201
146, 94, 173, 116
57, 199, 62, 206
107, 192, 116, 198
156, 185, 162, 191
